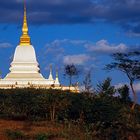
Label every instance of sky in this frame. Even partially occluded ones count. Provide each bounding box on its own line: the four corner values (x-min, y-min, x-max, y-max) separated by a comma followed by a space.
0, 0, 140, 101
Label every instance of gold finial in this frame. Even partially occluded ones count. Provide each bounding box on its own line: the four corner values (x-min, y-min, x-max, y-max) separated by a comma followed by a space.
20, 0, 31, 46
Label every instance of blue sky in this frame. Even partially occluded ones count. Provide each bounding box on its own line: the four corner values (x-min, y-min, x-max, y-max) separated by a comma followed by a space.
0, 0, 140, 101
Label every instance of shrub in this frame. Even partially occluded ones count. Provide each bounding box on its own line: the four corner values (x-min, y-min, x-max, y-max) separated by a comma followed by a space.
35, 133, 49, 140
35, 132, 56, 140
5, 129, 26, 140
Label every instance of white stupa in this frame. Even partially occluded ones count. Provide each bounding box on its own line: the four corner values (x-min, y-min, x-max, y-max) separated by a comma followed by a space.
0, 3, 79, 92
0, 3, 60, 89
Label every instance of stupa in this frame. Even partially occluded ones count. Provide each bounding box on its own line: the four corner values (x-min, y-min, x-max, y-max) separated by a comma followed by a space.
0, 3, 60, 89
0, 2, 79, 92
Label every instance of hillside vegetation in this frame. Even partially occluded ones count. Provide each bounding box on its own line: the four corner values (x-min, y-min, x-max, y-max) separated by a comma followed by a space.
0, 87, 140, 140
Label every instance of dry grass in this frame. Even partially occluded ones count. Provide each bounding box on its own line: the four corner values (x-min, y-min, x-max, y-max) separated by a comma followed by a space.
0, 119, 67, 140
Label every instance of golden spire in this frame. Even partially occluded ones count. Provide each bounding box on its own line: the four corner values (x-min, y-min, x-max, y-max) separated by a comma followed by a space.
20, 0, 31, 46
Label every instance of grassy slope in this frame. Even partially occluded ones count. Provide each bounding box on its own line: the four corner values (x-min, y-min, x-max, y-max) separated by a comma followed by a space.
0, 119, 87, 140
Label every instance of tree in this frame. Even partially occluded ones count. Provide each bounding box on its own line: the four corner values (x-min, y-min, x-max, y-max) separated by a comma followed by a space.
83, 70, 93, 93
96, 77, 116, 96
106, 52, 140, 110
37, 90, 70, 122
64, 64, 79, 89
118, 85, 131, 103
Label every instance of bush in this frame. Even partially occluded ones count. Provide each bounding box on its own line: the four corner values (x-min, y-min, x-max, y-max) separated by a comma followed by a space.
35, 132, 56, 140
5, 129, 26, 140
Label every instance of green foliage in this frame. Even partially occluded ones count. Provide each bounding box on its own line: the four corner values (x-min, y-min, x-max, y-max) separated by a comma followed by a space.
106, 52, 140, 81
106, 51, 140, 109
5, 129, 26, 140
0, 88, 135, 123
0, 89, 70, 121
0, 88, 140, 139
118, 85, 131, 103
97, 77, 116, 96
35, 132, 59, 140
35, 133, 49, 140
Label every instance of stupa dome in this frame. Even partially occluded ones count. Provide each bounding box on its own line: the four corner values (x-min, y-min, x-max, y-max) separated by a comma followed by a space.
13, 45, 37, 63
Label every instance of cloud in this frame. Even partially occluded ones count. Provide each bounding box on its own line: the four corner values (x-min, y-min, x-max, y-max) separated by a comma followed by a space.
45, 39, 89, 48
87, 40, 128, 54
0, 43, 12, 48
63, 54, 91, 65
0, 0, 140, 34
45, 39, 129, 55
44, 39, 95, 67
44, 39, 137, 66
45, 39, 140, 58
0, 0, 94, 24
44, 39, 91, 59
45, 41, 64, 55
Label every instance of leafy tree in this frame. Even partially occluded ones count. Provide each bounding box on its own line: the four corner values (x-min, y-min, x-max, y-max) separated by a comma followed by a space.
64, 64, 79, 89
38, 91, 70, 122
106, 52, 140, 110
118, 85, 131, 103
96, 77, 116, 96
